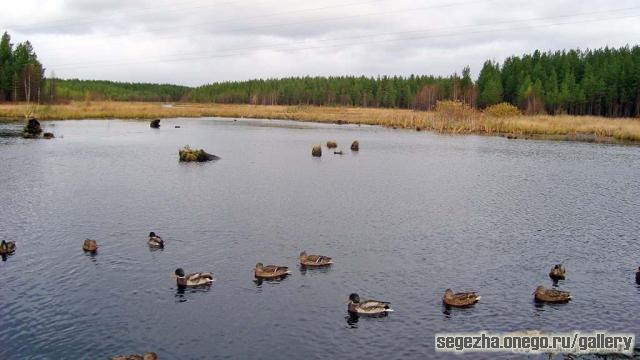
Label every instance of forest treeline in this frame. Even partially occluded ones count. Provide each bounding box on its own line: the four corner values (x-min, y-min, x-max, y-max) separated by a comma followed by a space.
190, 46, 640, 117
52, 79, 190, 102
1, 29, 639, 117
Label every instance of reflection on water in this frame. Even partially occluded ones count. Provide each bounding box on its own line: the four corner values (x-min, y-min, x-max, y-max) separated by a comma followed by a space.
1, 118, 639, 359
174, 284, 212, 303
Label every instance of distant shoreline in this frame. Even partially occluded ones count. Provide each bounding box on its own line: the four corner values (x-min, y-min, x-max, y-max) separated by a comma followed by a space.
1, 101, 639, 144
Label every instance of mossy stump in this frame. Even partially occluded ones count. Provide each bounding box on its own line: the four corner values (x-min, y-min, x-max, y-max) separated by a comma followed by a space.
150, 119, 161, 128
326, 141, 337, 148
22, 118, 42, 138
179, 145, 220, 162
312, 144, 322, 157
350, 140, 359, 151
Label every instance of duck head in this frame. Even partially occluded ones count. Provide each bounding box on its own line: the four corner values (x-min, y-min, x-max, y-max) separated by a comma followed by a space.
299, 251, 307, 258
149, 232, 156, 238
348, 293, 360, 304
443, 288, 454, 298
534, 285, 545, 295
255, 262, 264, 270
174, 268, 185, 278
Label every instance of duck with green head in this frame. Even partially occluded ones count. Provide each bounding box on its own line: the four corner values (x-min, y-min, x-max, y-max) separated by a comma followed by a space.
173, 268, 214, 287
148, 232, 164, 248
347, 293, 392, 315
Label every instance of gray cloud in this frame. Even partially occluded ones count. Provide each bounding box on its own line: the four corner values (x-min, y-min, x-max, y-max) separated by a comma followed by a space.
2, 0, 638, 86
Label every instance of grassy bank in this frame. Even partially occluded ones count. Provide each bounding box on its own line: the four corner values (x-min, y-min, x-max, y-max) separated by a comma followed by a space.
1, 101, 639, 143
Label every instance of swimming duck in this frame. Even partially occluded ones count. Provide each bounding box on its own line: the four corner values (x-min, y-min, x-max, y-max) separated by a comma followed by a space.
442, 289, 481, 307
0, 240, 16, 255
534, 286, 571, 303
347, 293, 392, 315
636, 267, 640, 284
549, 264, 566, 281
173, 268, 214, 287
148, 232, 164, 248
254, 262, 290, 279
82, 239, 97, 253
111, 352, 158, 360
299, 251, 333, 267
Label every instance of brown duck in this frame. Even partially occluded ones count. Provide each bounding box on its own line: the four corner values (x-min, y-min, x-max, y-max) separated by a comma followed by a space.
111, 352, 158, 360
82, 239, 97, 253
549, 264, 566, 281
299, 251, 333, 267
636, 267, 640, 284
254, 262, 290, 279
442, 289, 481, 307
534, 286, 571, 303
0, 240, 16, 255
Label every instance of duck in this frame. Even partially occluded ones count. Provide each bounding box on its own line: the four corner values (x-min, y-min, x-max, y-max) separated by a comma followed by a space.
299, 251, 333, 267
549, 263, 566, 281
148, 232, 164, 248
254, 262, 290, 279
534, 286, 571, 303
442, 289, 481, 308
347, 293, 392, 315
636, 267, 640, 284
111, 352, 158, 360
82, 239, 98, 253
173, 268, 214, 287
0, 240, 16, 255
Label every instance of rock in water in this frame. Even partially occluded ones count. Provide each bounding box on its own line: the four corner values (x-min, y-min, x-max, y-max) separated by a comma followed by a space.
178, 145, 220, 162
326, 141, 337, 148
312, 144, 322, 157
23, 118, 42, 138
350, 140, 359, 151
150, 119, 161, 128
43, 132, 55, 139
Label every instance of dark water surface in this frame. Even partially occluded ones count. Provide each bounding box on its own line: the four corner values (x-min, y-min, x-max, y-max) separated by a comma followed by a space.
1, 118, 639, 359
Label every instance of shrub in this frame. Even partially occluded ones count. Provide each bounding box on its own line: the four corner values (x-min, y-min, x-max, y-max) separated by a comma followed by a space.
485, 102, 521, 118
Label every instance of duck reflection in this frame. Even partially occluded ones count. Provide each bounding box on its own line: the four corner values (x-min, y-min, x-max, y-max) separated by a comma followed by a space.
345, 313, 359, 328
174, 284, 212, 303
299, 265, 332, 275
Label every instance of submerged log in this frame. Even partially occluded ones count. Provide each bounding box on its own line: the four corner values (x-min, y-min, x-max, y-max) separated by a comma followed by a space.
178, 145, 220, 162
150, 119, 161, 128
312, 144, 322, 157
22, 118, 42, 138
350, 140, 359, 151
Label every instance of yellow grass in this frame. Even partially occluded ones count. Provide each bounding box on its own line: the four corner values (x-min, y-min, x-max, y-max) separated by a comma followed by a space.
1, 101, 639, 143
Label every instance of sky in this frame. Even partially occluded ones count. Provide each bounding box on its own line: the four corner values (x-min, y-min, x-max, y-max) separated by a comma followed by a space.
1, 0, 639, 86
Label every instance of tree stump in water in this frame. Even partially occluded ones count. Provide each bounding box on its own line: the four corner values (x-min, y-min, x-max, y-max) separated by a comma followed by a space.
312, 144, 322, 157
23, 118, 42, 138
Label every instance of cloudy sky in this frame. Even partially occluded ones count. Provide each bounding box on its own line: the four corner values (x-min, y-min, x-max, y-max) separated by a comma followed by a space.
1, 0, 639, 86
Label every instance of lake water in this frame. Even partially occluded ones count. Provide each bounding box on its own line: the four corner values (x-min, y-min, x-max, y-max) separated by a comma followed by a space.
1, 118, 639, 359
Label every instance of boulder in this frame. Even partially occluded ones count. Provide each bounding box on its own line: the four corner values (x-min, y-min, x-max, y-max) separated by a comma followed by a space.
312, 144, 322, 157
350, 140, 359, 151
326, 141, 337, 148
179, 146, 220, 162
22, 118, 42, 138
150, 119, 161, 128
